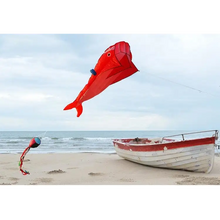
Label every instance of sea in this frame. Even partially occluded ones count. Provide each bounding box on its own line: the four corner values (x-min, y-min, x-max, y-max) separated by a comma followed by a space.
0, 130, 220, 154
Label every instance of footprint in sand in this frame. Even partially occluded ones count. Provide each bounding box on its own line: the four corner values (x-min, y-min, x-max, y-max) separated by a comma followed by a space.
0, 181, 18, 185
6, 167, 19, 171
120, 178, 135, 183
0, 176, 18, 184
88, 172, 104, 176
9, 177, 19, 181
177, 176, 220, 185
47, 169, 66, 174
36, 178, 53, 183
67, 167, 78, 170
174, 174, 190, 178
0, 183, 12, 185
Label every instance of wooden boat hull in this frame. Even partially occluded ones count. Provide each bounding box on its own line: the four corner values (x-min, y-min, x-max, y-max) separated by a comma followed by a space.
113, 134, 218, 173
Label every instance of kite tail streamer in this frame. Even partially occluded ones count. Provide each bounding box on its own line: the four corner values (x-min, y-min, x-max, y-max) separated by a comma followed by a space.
19, 137, 41, 175
19, 146, 31, 175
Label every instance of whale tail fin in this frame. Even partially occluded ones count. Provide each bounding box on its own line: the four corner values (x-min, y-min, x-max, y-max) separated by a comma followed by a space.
63, 101, 83, 117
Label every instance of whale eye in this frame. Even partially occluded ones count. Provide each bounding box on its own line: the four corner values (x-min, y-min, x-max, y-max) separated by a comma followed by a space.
107, 52, 111, 57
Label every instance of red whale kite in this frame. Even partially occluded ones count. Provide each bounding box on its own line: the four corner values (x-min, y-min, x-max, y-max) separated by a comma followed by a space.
64, 41, 138, 117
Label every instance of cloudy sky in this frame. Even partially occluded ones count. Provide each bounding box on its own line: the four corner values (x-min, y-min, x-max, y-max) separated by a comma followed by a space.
1, 34, 220, 131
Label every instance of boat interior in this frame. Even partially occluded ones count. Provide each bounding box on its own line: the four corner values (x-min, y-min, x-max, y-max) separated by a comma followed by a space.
114, 130, 219, 146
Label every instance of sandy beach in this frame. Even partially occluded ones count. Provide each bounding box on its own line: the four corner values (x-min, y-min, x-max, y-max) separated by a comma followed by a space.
0, 152, 220, 185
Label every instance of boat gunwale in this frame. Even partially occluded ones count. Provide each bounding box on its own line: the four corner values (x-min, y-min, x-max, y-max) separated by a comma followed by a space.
113, 136, 216, 152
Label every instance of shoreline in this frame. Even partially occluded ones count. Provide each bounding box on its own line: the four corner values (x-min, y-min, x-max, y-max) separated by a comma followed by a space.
1, 152, 220, 185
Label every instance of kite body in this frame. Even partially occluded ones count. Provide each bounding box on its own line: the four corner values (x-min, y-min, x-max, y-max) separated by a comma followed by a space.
64, 41, 138, 117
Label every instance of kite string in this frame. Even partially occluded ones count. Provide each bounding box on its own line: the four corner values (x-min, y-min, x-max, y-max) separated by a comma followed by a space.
36, 131, 47, 140
147, 72, 220, 98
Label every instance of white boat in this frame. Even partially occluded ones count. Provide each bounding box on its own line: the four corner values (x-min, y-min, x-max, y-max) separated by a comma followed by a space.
113, 130, 219, 173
